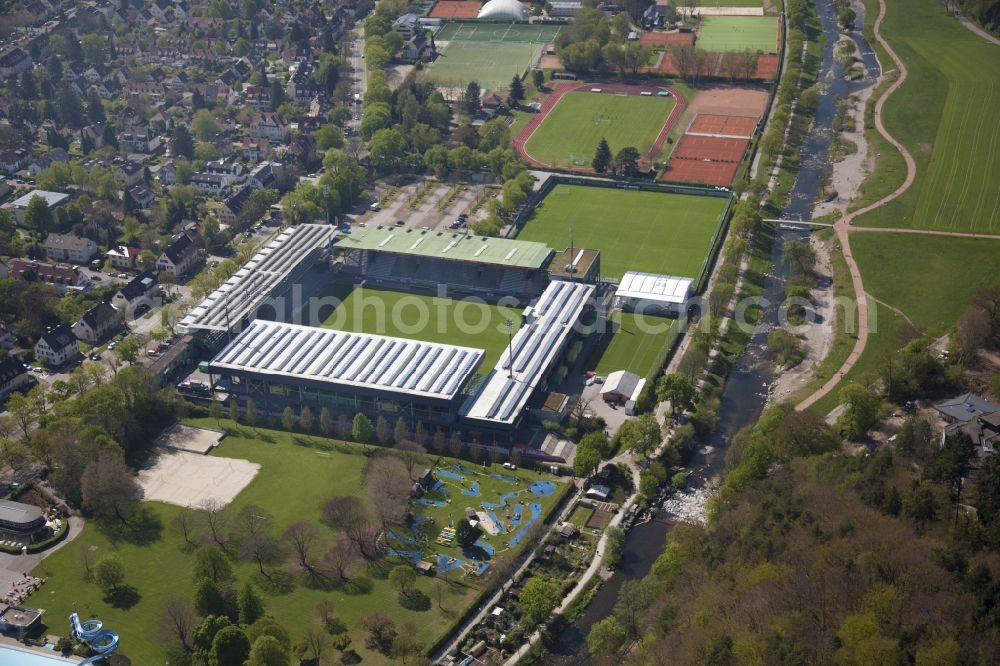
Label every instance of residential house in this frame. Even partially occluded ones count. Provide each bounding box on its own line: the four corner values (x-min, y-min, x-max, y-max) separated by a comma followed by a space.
151, 162, 176, 186
80, 125, 105, 150
72, 302, 121, 343
124, 81, 166, 99
937, 393, 1000, 465
400, 32, 434, 61
0, 148, 31, 175
128, 184, 156, 209
243, 86, 272, 111
9, 260, 91, 292
112, 270, 159, 310
247, 161, 282, 190
44, 233, 99, 263
481, 93, 509, 115
250, 113, 290, 142
0, 321, 13, 348
642, 3, 669, 29
34, 324, 81, 367
189, 173, 229, 196
115, 160, 145, 188
26, 149, 70, 177
120, 127, 156, 153
156, 233, 198, 277
0, 49, 31, 78
288, 134, 316, 164
241, 138, 270, 162
106, 245, 141, 270
217, 185, 256, 228
287, 64, 322, 104
0, 357, 32, 402
204, 159, 244, 186
392, 13, 421, 40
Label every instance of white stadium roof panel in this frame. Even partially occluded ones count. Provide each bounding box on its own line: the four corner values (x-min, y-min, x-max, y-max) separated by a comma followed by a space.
615, 271, 692, 305
210, 320, 485, 401
461, 280, 594, 425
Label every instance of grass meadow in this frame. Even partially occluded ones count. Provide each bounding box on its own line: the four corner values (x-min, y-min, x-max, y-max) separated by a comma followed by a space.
854, 0, 1000, 232
522, 92, 675, 168
422, 41, 542, 94
516, 184, 727, 280
697, 16, 780, 53
590, 311, 681, 377
28, 423, 565, 664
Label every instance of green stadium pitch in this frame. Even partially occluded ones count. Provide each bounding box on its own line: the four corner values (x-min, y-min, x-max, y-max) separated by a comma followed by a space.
422, 41, 543, 94
516, 184, 728, 281
434, 22, 564, 43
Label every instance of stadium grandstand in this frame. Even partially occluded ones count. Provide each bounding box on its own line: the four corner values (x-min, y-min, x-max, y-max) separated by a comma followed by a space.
461, 280, 595, 429
334, 226, 553, 300
180, 224, 336, 340
209, 320, 486, 426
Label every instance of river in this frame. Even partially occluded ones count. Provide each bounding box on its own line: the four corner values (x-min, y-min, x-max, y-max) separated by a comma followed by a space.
546, 0, 880, 661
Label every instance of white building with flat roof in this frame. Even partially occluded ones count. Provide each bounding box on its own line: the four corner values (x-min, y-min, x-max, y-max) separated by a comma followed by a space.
614, 271, 692, 317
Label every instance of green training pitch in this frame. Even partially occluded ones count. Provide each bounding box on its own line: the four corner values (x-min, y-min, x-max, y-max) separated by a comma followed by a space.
322, 286, 523, 368
517, 184, 728, 280
694, 0, 763, 5
435, 21, 564, 43
590, 312, 681, 377
854, 0, 1000, 232
523, 91, 675, 168
423, 41, 542, 93
697, 16, 779, 53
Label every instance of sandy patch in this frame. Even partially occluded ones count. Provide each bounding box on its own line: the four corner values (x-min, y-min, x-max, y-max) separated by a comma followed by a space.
139, 449, 259, 509
155, 423, 224, 454
684, 86, 770, 119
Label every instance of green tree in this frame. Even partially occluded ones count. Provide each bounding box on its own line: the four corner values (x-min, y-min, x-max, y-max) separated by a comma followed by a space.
509, 75, 525, 103
573, 442, 602, 477
616, 414, 661, 457
172, 126, 195, 160
94, 554, 125, 594
836, 383, 878, 440
299, 406, 314, 433
315, 124, 344, 151
211, 625, 251, 666
246, 635, 290, 666
23, 195, 53, 236
368, 128, 407, 176
193, 109, 221, 142
319, 407, 333, 438
592, 137, 612, 173
656, 372, 695, 415
388, 565, 416, 599
375, 415, 391, 445
281, 406, 295, 432
193, 545, 234, 584
455, 519, 480, 547
519, 577, 562, 626
115, 336, 141, 365
463, 81, 481, 115
615, 146, 641, 176
393, 416, 408, 444
352, 413, 374, 443
532, 69, 544, 90
237, 582, 265, 625
782, 239, 816, 274
588, 616, 626, 657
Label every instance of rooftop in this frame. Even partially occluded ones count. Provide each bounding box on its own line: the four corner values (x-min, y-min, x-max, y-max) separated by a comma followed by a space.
210, 320, 485, 402
181, 224, 336, 333
935, 393, 1000, 423
11, 190, 69, 208
336, 225, 553, 270
616, 271, 693, 305
0, 499, 44, 528
461, 280, 594, 425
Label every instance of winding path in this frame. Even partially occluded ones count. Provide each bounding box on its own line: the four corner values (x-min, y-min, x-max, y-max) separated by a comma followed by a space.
795, 0, 917, 412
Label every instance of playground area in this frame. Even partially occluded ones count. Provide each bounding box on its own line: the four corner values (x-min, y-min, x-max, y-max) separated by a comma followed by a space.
696, 15, 780, 52
386, 463, 566, 578
519, 86, 679, 169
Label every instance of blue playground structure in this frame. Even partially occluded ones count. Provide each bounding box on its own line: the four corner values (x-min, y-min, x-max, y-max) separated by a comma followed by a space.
69, 612, 119, 665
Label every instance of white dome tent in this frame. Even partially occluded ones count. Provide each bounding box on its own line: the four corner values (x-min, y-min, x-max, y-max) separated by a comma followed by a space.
477, 0, 528, 21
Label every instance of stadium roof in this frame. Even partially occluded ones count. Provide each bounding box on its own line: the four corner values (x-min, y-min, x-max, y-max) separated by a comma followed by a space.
180, 224, 336, 333
616, 271, 692, 305
336, 226, 553, 270
210, 320, 485, 402
461, 280, 594, 426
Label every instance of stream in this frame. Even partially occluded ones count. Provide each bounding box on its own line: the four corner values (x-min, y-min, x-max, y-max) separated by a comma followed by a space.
545, 0, 880, 661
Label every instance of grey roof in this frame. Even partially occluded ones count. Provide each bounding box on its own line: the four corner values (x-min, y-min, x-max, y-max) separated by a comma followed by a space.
39, 324, 77, 352
180, 224, 336, 333
0, 357, 28, 385
12, 190, 70, 208
616, 272, 692, 305
0, 499, 43, 527
602, 370, 643, 399
935, 393, 1000, 423
210, 320, 485, 401
461, 280, 594, 425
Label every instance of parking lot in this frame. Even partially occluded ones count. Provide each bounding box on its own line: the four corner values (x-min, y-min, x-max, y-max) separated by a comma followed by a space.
357, 178, 493, 232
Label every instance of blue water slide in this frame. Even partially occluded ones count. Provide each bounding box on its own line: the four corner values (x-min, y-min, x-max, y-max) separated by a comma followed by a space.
70, 612, 120, 665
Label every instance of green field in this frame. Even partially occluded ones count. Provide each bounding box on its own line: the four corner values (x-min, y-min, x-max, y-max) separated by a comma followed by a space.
807, 233, 1000, 414
517, 184, 728, 280
523, 92, 675, 168
697, 16, 779, 53
423, 41, 542, 93
28, 423, 566, 664
322, 286, 522, 368
694, 0, 763, 5
435, 22, 563, 43
590, 311, 681, 377
854, 0, 1000, 232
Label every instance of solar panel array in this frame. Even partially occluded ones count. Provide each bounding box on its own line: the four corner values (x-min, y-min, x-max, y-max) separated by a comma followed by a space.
210, 320, 485, 401
460, 280, 595, 425
180, 224, 336, 332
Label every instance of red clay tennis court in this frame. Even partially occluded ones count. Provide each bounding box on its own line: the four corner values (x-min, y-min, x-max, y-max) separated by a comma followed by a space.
673, 135, 749, 163
755, 54, 779, 79
639, 32, 695, 46
688, 114, 759, 138
662, 160, 740, 187
428, 1, 480, 19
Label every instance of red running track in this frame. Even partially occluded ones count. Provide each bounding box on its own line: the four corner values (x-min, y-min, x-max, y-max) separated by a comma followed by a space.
512, 81, 687, 172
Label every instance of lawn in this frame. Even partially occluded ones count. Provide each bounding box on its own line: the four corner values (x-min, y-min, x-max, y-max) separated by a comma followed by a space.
697, 16, 780, 53
853, 0, 1000, 232
321, 286, 523, 369
806, 233, 1000, 414
422, 41, 543, 93
434, 22, 563, 43
28, 423, 567, 664
590, 311, 682, 377
694, 0, 762, 5
523, 92, 675, 168
516, 184, 728, 280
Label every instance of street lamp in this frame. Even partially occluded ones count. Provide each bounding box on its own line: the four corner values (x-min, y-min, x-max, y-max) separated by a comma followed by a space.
505, 319, 514, 379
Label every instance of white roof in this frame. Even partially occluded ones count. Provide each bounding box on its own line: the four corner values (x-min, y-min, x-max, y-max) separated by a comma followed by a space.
461, 280, 594, 425
602, 370, 644, 399
478, 0, 527, 20
210, 320, 485, 401
615, 271, 692, 305
12, 190, 70, 208
180, 224, 336, 333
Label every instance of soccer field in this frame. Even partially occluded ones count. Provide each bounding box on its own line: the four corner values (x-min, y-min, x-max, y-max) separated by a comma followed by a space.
423, 41, 542, 93
697, 16, 779, 53
523, 92, 676, 168
591, 312, 681, 377
321, 286, 522, 368
435, 22, 563, 43
517, 184, 728, 280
